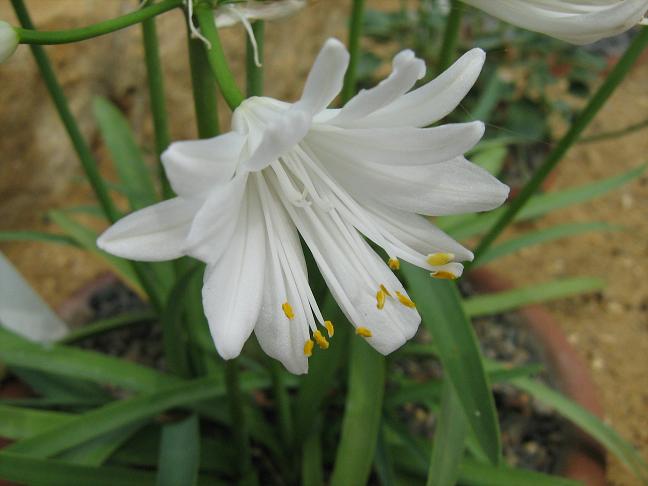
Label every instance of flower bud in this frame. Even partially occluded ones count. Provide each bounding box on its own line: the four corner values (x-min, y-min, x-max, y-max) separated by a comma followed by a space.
0, 21, 18, 63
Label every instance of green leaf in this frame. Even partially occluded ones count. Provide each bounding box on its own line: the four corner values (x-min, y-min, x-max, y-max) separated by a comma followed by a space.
157, 415, 200, 486
476, 222, 619, 266
330, 337, 386, 485
58, 424, 142, 466
93, 97, 158, 211
58, 310, 157, 344
0, 405, 72, 440
374, 425, 397, 486
513, 377, 648, 482
48, 209, 143, 293
457, 460, 581, 486
400, 263, 501, 464
5, 374, 267, 459
463, 277, 605, 317
301, 421, 324, 486
471, 145, 507, 176
440, 164, 646, 240
426, 381, 467, 486
0, 451, 155, 486
0, 231, 79, 246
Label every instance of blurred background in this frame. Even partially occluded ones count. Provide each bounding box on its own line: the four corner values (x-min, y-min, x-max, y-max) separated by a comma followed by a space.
0, 1, 646, 484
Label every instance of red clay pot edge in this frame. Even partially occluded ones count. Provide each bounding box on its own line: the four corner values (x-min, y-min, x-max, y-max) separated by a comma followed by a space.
469, 267, 606, 486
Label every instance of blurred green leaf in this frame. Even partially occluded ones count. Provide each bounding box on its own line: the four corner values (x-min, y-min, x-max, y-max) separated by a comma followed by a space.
0, 231, 78, 246
0, 405, 72, 440
157, 415, 200, 486
457, 460, 581, 486
401, 264, 500, 465
471, 145, 507, 176
463, 277, 605, 317
58, 310, 157, 344
301, 421, 324, 486
374, 425, 397, 486
58, 424, 142, 466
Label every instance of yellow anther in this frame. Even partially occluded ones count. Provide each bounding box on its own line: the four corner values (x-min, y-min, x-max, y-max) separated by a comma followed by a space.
376, 288, 386, 310
282, 302, 295, 320
303, 339, 314, 357
380, 284, 392, 297
324, 320, 335, 337
388, 257, 400, 270
426, 252, 455, 266
395, 291, 416, 308
313, 330, 330, 350
431, 270, 458, 280
356, 327, 373, 338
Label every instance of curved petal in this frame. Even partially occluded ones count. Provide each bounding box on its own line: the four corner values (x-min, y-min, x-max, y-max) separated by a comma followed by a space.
307, 121, 484, 166
97, 197, 198, 261
161, 132, 245, 196
350, 48, 485, 128
202, 189, 266, 360
462, 0, 648, 44
184, 175, 248, 263
328, 49, 425, 126
295, 38, 349, 115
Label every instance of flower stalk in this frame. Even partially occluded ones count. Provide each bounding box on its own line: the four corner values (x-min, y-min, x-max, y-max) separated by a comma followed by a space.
470, 26, 648, 266
340, 0, 365, 104
15, 0, 182, 45
195, 4, 245, 110
438, 0, 463, 73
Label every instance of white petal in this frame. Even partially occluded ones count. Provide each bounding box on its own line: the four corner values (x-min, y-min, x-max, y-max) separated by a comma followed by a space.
462, 0, 648, 44
161, 132, 244, 197
351, 48, 485, 128
307, 136, 509, 216
295, 38, 349, 115
254, 175, 310, 374
329, 49, 425, 126
183, 175, 248, 263
240, 109, 312, 173
202, 189, 266, 360
97, 197, 198, 261
307, 121, 484, 166
363, 201, 474, 261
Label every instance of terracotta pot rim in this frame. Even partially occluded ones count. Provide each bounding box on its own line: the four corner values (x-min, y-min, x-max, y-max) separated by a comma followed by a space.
468, 267, 606, 486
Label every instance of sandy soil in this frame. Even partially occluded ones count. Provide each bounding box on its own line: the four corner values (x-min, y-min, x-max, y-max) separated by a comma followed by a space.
0, 1, 646, 484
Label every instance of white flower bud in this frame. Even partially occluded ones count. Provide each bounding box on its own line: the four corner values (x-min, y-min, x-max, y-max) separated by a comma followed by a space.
0, 21, 18, 63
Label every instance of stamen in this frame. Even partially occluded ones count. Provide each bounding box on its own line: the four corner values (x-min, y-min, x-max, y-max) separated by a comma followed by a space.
426, 252, 455, 266
395, 291, 416, 308
356, 327, 373, 338
313, 330, 330, 349
376, 288, 386, 310
303, 339, 314, 357
282, 302, 295, 320
431, 270, 458, 280
380, 284, 392, 297
388, 257, 400, 270
324, 320, 335, 337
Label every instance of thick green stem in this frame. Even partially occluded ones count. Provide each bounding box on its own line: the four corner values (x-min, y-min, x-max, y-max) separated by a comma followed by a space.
187, 31, 220, 138
470, 27, 648, 267
224, 360, 254, 481
341, 0, 365, 104
141, 7, 173, 199
438, 0, 463, 72
246, 21, 264, 97
16, 0, 182, 45
195, 5, 245, 110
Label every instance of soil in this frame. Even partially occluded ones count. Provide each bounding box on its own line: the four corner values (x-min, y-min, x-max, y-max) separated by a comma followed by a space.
0, 1, 646, 484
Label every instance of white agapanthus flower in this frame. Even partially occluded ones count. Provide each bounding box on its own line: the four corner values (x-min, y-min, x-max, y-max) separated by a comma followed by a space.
461, 0, 648, 44
214, 0, 305, 28
0, 21, 18, 63
98, 39, 509, 374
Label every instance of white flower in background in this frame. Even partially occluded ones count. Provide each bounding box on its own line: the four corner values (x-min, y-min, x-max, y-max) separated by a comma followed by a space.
461, 0, 648, 44
0, 21, 18, 63
98, 39, 509, 374
214, 0, 305, 28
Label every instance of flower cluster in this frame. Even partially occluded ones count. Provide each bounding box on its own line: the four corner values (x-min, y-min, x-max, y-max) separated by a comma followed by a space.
99, 39, 509, 373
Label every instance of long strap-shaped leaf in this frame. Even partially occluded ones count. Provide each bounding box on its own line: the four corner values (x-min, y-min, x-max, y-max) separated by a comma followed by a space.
401, 263, 501, 465
329, 337, 386, 485
156, 415, 200, 486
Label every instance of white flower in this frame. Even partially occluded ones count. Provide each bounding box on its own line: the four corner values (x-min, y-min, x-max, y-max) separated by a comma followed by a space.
461, 0, 648, 44
214, 0, 305, 28
0, 21, 18, 64
98, 39, 508, 374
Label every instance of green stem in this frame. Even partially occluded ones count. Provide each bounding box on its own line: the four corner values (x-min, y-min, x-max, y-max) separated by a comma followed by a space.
187, 28, 220, 138
195, 5, 245, 110
341, 0, 365, 104
141, 7, 173, 199
10, 0, 119, 223
246, 21, 264, 97
224, 360, 254, 481
579, 115, 648, 144
438, 0, 463, 72
470, 27, 648, 267
16, 0, 182, 45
